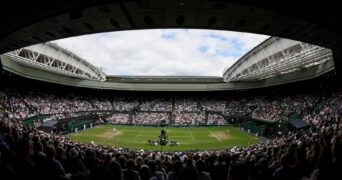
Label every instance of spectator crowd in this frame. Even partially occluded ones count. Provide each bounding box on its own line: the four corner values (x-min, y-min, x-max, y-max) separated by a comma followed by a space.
0, 87, 341, 179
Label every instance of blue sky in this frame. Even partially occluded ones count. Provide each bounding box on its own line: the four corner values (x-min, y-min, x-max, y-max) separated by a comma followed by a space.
53, 29, 268, 76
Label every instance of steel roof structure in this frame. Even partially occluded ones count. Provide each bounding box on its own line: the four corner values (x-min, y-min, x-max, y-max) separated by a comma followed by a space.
223, 37, 333, 82
0, 0, 341, 91
4, 43, 106, 81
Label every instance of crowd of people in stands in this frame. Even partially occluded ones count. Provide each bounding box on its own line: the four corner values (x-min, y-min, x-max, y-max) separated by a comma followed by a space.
0, 87, 341, 179
106, 114, 130, 124
2, 87, 335, 126
133, 113, 169, 125
173, 112, 205, 125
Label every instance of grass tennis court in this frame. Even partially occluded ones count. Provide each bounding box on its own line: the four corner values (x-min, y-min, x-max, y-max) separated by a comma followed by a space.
67, 125, 259, 151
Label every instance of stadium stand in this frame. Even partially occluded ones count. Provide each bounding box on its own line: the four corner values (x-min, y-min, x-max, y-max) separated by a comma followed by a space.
0, 72, 341, 179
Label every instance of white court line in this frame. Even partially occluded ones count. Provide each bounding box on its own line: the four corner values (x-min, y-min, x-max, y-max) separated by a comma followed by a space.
209, 131, 221, 142
107, 132, 116, 139
136, 135, 192, 138
169, 135, 193, 137
134, 131, 142, 139
189, 131, 195, 141
175, 140, 218, 142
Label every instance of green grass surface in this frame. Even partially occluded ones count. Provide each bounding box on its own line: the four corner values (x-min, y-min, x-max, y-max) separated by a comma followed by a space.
67, 125, 259, 151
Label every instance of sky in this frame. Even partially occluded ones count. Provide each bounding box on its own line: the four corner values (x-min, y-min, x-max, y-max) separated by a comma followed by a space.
53, 29, 269, 76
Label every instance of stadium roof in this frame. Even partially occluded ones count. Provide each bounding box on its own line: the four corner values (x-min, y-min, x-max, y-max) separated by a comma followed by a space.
0, 0, 341, 90
0, 0, 341, 55
106, 75, 223, 83
3, 42, 106, 81
223, 37, 333, 82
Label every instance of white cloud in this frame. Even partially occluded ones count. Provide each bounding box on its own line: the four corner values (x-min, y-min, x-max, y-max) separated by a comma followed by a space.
53, 29, 268, 76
